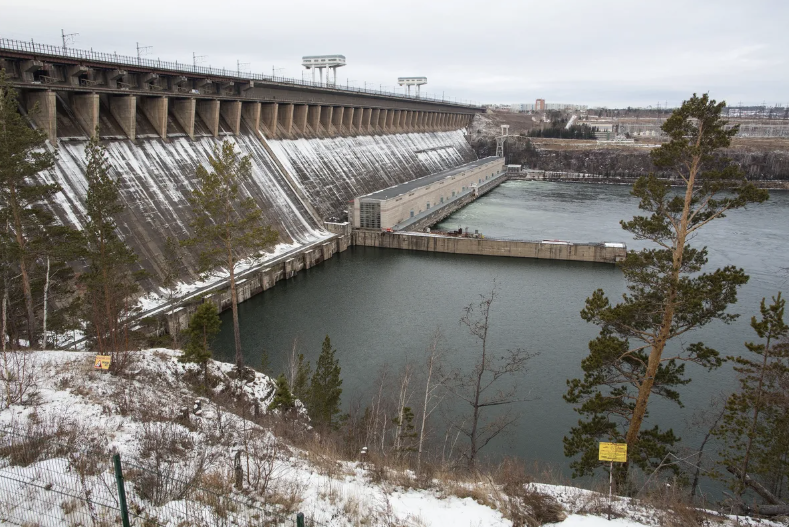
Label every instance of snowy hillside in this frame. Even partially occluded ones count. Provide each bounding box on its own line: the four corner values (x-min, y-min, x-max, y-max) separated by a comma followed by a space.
0, 350, 783, 527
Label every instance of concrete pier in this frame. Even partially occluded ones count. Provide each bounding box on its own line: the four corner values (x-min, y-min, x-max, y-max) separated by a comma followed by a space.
172, 98, 195, 139
197, 99, 220, 137
72, 93, 100, 137
354, 231, 626, 264
110, 95, 137, 141
221, 100, 242, 135
26, 90, 57, 143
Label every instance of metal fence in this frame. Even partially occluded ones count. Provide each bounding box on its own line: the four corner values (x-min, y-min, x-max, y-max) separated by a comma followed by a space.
0, 37, 479, 108
0, 425, 317, 526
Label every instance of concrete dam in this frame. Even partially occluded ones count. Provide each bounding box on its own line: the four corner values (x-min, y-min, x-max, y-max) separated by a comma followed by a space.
1, 39, 480, 319
1, 39, 622, 329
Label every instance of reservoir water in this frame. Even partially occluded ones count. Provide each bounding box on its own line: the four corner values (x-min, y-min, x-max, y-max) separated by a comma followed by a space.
215, 181, 788, 490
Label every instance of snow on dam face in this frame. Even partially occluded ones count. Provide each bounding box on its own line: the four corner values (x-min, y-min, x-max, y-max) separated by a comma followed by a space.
41, 127, 475, 293
269, 129, 476, 219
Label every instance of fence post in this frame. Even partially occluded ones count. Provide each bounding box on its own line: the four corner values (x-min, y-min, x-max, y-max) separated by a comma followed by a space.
296, 512, 305, 527
112, 453, 131, 527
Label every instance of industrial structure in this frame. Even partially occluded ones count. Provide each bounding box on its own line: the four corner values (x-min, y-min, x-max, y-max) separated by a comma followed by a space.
397, 77, 427, 97
301, 55, 345, 85
353, 157, 505, 231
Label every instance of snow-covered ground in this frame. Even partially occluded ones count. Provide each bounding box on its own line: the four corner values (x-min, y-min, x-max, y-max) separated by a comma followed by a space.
0, 350, 783, 527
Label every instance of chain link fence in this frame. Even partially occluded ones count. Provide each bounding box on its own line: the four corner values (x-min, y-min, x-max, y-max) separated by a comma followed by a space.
0, 425, 329, 526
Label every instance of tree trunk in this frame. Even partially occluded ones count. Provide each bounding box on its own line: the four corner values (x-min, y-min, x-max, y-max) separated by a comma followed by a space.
42, 257, 49, 349
228, 250, 243, 369
9, 185, 37, 349
625, 141, 702, 450
418, 355, 434, 471
739, 334, 773, 495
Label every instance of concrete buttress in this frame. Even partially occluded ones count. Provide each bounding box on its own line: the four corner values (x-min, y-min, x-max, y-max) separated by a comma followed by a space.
141, 96, 168, 139
197, 99, 220, 137
241, 101, 261, 133
172, 98, 196, 139
220, 100, 242, 135
109, 95, 137, 141
320, 106, 333, 132
342, 107, 354, 131
293, 104, 308, 134
261, 103, 278, 137
26, 90, 57, 144
72, 93, 100, 138
331, 106, 344, 132
278, 103, 294, 136
307, 105, 321, 131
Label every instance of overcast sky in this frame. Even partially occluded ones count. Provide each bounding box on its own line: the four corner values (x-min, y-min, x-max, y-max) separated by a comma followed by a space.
3, 0, 787, 107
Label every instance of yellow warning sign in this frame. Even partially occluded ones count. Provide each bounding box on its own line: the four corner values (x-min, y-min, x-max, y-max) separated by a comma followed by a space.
94, 355, 111, 370
599, 442, 627, 462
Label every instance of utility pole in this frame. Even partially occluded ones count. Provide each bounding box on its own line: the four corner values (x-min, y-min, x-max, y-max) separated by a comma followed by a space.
237, 60, 250, 76
61, 29, 78, 50
136, 42, 152, 63
193, 52, 207, 67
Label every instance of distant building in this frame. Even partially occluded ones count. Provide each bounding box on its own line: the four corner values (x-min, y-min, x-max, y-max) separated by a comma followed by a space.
509, 102, 587, 113
536, 99, 546, 111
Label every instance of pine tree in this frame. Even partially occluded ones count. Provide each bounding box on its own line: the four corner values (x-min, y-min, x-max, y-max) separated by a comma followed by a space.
308, 335, 343, 429
80, 134, 140, 359
182, 140, 278, 370
392, 406, 418, 454
716, 293, 789, 499
268, 374, 296, 412
0, 70, 69, 348
563, 94, 769, 484
291, 352, 311, 403
180, 302, 221, 386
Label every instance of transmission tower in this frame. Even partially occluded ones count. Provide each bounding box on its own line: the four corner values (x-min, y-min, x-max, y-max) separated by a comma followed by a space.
495, 124, 509, 158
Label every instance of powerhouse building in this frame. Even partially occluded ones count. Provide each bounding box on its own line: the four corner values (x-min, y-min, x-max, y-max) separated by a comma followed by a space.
353, 157, 505, 230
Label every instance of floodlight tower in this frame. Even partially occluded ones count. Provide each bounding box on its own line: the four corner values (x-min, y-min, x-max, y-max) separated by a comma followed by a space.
397, 77, 427, 97
302, 55, 346, 85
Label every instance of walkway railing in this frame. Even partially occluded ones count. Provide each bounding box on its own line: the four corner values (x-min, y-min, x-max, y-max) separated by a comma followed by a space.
0, 37, 480, 108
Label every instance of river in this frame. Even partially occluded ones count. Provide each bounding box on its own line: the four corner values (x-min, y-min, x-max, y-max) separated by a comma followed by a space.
215, 181, 788, 491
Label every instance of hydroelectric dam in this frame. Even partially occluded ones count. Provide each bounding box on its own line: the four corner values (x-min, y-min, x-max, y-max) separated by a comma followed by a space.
1, 39, 624, 332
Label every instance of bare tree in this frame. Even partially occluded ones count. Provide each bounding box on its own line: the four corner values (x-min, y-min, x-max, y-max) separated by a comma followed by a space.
393, 360, 414, 454
364, 363, 391, 455
451, 284, 536, 470
417, 327, 449, 471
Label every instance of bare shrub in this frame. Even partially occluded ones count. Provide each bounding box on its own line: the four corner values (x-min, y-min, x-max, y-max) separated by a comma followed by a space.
0, 350, 40, 409
130, 421, 215, 506
242, 434, 282, 495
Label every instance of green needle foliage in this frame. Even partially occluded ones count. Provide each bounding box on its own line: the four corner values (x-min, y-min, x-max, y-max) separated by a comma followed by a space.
182, 140, 278, 369
308, 335, 343, 430
80, 134, 141, 358
0, 70, 72, 348
268, 374, 296, 413
563, 94, 769, 484
716, 293, 789, 499
180, 302, 222, 386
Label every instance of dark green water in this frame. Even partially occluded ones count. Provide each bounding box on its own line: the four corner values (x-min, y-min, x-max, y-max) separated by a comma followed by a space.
215, 181, 788, 489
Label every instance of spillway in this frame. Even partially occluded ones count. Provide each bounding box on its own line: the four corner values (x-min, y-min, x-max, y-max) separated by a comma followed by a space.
38, 106, 474, 294
269, 130, 476, 219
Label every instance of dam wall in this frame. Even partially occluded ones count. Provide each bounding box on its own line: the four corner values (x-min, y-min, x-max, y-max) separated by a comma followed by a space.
36, 94, 475, 301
